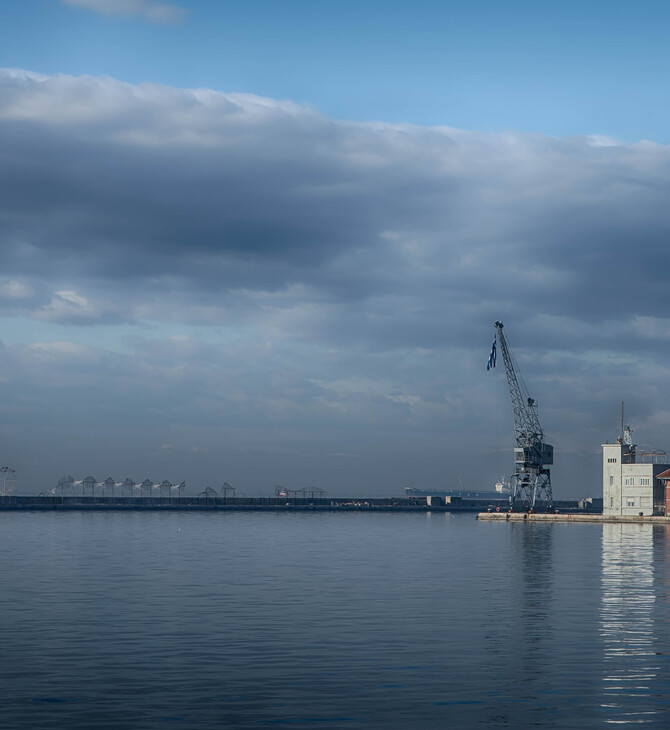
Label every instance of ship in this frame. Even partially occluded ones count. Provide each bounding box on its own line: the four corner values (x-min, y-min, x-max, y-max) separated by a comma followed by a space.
404, 477, 511, 502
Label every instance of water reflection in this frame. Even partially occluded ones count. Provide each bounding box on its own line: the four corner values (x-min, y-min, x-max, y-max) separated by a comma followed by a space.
512, 521, 555, 632
601, 523, 659, 725
508, 522, 557, 718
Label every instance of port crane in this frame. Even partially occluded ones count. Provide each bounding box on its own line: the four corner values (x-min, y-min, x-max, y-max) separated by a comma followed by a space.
490, 321, 553, 512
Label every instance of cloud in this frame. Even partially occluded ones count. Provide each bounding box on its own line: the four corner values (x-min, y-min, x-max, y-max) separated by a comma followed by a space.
60, 0, 188, 25
4, 68, 669, 345
2, 69, 670, 494
0, 280, 33, 300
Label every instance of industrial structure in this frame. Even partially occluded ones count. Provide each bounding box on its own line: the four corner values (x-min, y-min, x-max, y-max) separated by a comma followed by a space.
0, 467, 16, 496
602, 423, 670, 516
489, 321, 554, 512
52, 476, 186, 497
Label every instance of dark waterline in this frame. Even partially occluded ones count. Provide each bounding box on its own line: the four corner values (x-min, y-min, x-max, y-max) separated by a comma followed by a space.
1, 512, 669, 728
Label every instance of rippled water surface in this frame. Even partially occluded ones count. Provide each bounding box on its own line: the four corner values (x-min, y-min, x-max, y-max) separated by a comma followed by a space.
2, 511, 670, 728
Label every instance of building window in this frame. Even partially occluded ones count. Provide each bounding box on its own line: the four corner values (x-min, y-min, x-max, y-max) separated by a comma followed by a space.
610, 497, 614, 507
608, 458, 618, 463
625, 478, 635, 486
609, 476, 614, 486
640, 478, 650, 486
627, 499, 636, 507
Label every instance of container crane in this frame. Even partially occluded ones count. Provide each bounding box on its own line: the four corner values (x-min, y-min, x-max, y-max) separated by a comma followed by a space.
489, 321, 553, 512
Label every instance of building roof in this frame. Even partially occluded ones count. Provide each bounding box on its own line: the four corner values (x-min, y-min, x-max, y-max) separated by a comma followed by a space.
656, 468, 670, 480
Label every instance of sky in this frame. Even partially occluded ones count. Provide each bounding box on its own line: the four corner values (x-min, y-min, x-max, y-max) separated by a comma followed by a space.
1, 0, 670, 496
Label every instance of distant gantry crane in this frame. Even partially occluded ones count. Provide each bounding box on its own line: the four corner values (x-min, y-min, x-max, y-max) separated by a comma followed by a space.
488, 321, 553, 512
54, 476, 185, 497
0, 467, 16, 496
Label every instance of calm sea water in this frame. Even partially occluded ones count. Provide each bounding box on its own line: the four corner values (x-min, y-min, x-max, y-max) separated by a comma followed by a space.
1, 511, 669, 729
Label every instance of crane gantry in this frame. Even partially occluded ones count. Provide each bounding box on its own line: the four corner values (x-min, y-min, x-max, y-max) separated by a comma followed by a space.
490, 321, 553, 512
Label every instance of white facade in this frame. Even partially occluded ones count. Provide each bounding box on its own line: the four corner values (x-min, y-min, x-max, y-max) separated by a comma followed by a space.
602, 443, 668, 516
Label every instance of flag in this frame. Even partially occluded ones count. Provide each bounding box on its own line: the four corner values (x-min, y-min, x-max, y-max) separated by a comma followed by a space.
487, 337, 497, 370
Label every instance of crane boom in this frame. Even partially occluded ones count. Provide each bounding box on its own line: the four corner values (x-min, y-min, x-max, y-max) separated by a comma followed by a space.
492, 321, 553, 511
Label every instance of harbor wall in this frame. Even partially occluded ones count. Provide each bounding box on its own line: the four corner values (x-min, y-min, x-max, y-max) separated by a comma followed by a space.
0, 495, 467, 512
0, 495, 596, 513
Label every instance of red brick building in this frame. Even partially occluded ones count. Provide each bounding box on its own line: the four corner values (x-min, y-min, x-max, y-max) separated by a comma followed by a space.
656, 468, 670, 516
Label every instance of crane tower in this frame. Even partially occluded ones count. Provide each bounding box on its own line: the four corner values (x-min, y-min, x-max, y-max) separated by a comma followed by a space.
490, 321, 553, 512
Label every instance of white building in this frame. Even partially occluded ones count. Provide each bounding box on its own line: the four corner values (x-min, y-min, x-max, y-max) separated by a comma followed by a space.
602, 438, 669, 516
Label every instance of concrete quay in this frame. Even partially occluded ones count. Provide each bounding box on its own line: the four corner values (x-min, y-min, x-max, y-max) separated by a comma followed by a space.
477, 511, 670, 524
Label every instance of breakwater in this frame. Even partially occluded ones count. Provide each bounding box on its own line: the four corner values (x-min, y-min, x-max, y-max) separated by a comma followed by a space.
0, 495, 596, 512
0, 495, 472, 512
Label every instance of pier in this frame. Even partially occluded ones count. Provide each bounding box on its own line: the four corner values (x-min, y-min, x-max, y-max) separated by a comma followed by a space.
477, 511, 670, 524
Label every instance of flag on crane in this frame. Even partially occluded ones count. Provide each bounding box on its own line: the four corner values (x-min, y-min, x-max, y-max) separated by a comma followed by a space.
487, 336, 497, 370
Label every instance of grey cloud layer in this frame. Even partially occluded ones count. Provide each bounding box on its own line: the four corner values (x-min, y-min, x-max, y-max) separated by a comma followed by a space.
2, 69, 670, 493
4, 71, 670, 341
